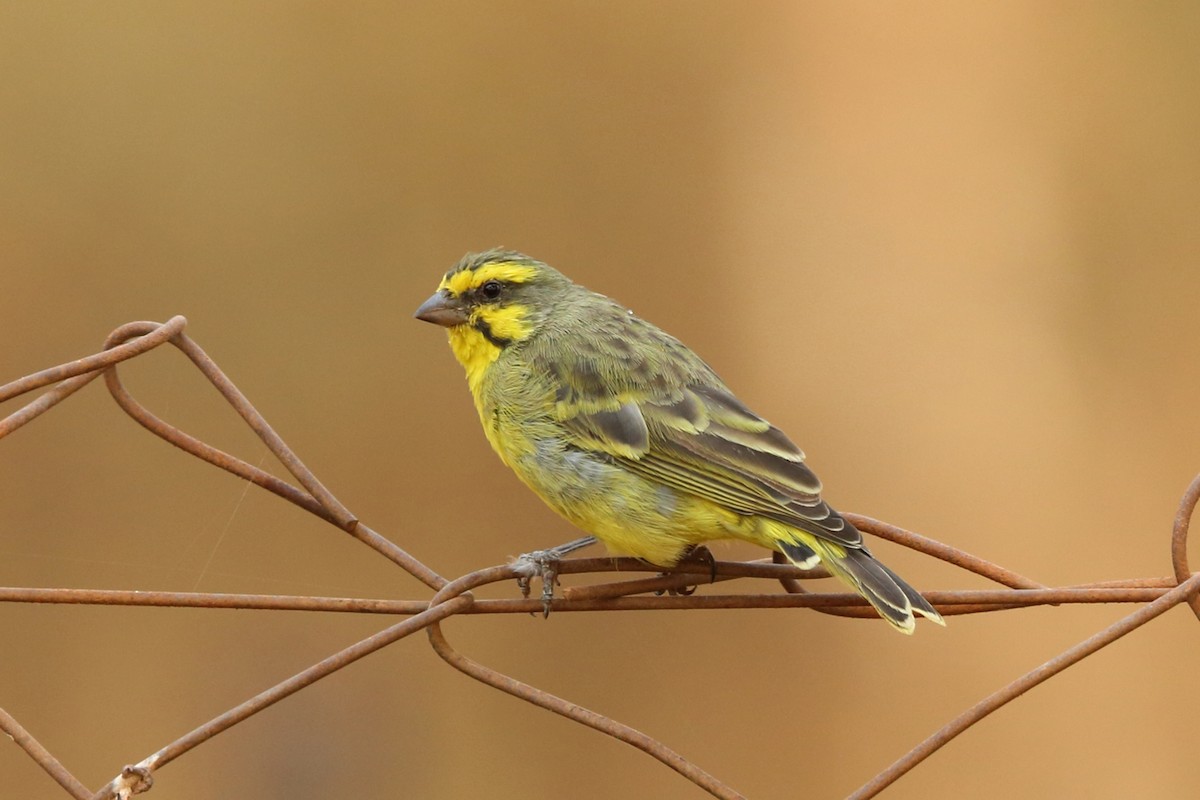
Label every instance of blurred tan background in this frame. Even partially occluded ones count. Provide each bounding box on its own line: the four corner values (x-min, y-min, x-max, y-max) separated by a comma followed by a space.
2, 3, 1199, 798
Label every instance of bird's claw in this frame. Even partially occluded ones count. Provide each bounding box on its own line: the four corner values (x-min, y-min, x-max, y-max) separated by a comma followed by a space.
681, 544, 719, 584
512, 549, 561, 618
511, 536, 596, 617
654, 544, 716, 596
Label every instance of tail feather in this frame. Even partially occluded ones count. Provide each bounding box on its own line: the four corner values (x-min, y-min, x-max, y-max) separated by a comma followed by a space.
780, 536, 944, 634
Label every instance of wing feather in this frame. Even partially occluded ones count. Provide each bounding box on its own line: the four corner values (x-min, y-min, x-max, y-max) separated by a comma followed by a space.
573, 402, 649, 457
530, 302, 860, 547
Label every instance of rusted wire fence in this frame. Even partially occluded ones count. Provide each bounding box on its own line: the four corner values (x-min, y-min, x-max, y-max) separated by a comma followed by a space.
1, 316, 1197, 799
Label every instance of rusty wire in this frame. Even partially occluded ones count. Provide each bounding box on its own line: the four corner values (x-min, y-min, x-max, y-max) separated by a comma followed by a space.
1, 317, 1197, 799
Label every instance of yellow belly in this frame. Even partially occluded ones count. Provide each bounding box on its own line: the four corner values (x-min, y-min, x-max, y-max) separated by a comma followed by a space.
504, 432, 782, 565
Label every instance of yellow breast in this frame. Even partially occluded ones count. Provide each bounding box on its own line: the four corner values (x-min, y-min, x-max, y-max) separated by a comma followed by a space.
447, 326, 501, 400
445, 326, 507, 457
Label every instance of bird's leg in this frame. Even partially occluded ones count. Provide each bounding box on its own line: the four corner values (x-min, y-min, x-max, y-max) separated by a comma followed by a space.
512, 535, 598, 617
658, 544, 717, 596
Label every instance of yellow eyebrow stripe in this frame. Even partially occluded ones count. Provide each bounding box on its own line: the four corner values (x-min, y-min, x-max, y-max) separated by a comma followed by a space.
439, 262, 538, 295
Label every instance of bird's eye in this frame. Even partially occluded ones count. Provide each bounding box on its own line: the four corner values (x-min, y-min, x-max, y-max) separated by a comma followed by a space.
480, 280, 503, 300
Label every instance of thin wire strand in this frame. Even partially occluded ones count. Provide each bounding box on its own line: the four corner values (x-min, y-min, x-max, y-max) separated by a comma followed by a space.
0, 707, 93, 800
851, 576, 1200, 798
423, 567, 746, 800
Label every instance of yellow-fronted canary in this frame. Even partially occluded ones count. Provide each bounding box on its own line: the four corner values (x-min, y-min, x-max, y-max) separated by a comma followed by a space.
415, 248, 943, 633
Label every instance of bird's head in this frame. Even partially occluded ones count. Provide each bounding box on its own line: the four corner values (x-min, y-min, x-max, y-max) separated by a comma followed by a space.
414, 248, 571, 375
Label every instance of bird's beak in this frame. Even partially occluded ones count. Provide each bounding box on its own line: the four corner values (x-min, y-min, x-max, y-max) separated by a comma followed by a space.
414, 290, 469, 327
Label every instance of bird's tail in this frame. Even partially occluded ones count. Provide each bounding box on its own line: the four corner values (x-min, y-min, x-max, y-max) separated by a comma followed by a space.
778, 534, 944, 635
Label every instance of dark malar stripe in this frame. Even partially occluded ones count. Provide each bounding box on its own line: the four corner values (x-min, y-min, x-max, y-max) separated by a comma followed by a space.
474, 318, 511, 348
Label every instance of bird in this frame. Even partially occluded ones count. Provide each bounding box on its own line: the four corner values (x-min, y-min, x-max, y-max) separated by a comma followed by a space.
414, 248, 943, 633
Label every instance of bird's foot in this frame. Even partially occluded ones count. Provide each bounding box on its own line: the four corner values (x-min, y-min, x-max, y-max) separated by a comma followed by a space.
681, 544, 719, 584
656, 544, 717, 596
511, 536, 597, 618
513, 549, 559, 617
